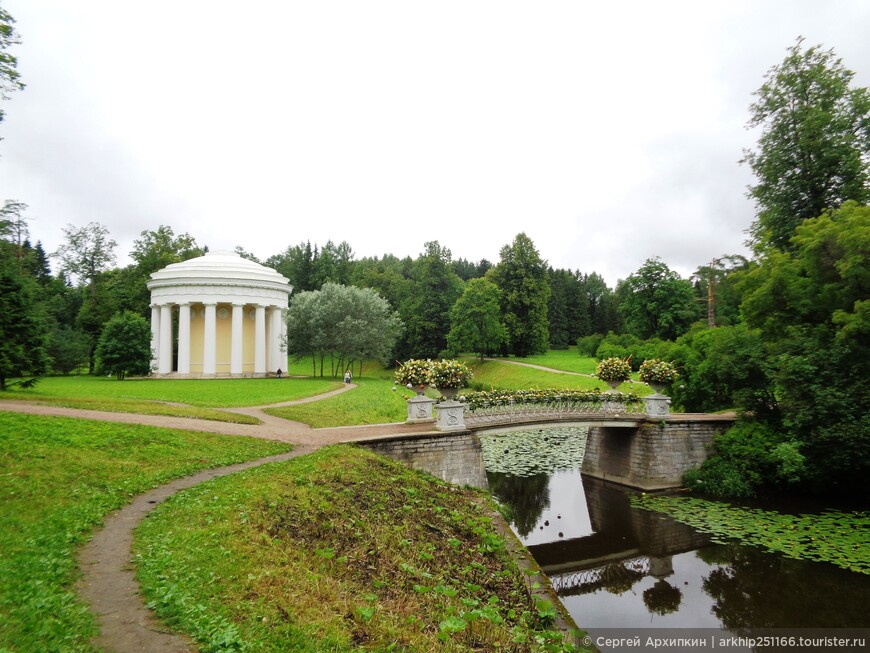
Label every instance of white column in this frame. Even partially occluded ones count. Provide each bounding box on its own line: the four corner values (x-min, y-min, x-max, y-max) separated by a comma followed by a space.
231, 303, 244, 375
203, 302, 217, 376
270, 307, 283, 372
159, 304, 173, 374
254, 304, 266, 375
177, 303, 191, 375
150, 304, 160, 371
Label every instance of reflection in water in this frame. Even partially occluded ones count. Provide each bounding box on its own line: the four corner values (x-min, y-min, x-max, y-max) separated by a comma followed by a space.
383, 428, 870, 631
487, 471, 550, 538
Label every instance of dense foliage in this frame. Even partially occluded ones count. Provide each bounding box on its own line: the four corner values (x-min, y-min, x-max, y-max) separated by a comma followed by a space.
286, 282, 402, 378
447, 277, 505, 361
95, 311, 153, 380
489, 233, 551, 357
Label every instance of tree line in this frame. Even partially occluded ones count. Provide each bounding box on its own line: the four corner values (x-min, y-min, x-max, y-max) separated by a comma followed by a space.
2, 10, 868, 499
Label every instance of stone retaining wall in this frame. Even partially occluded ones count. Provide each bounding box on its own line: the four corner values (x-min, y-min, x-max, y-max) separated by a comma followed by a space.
359, 432, 489, 490
582, 416, 734, 490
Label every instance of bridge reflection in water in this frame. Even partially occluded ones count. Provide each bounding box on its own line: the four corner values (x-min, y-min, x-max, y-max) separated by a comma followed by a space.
365, 429, 870, 633
520, 475, 709, 597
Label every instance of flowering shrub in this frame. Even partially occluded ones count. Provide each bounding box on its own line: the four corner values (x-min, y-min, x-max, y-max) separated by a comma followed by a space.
429, 359, 473, 390
595, 357, 632, 383
638, 359, 679, 385
463, 388, 641, 411
394, 359, 433, 386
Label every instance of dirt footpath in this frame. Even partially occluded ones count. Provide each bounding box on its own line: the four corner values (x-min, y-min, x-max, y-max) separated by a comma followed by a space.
1, 386, 439, 653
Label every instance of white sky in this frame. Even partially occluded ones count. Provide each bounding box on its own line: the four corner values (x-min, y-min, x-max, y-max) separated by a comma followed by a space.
2, 1, 869, 286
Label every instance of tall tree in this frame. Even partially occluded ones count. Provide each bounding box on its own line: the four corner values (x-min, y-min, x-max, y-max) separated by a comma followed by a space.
52, 222, 118, 372
130, 225, 204, 275
581, 272, 617, 336
617, 258, 701, 341
0, 244, 48, 390
403, 241, 463, 359
448, 277, 505, 361
691, 255, 750, 328
739, 201, 870, 494
743, 38, 870, 251
490, 233, 550, 357
52, 222, 117, 287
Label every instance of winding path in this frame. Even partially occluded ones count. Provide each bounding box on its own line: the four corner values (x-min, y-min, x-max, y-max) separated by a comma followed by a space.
0, 385, 437, 653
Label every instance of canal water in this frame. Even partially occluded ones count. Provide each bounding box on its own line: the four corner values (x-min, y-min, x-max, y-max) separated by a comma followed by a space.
381, 426, 870, 640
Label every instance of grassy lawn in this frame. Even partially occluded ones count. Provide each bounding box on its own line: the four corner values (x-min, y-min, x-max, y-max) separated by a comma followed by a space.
1, 376, 343, 422
504, 347, 599, 375
0, 412, 290, 652
135, 445, 583, 652
266, 377, 410, 427
463, 357, 645, 394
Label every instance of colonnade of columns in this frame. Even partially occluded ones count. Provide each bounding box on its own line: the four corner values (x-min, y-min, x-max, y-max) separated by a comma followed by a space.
150, 302, 286, 376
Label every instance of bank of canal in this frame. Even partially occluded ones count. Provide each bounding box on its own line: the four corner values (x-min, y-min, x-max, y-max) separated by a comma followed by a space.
369, 426, 870, 640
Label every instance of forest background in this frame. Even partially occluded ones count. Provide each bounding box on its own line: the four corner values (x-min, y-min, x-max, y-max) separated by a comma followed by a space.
1, 7, 868, 502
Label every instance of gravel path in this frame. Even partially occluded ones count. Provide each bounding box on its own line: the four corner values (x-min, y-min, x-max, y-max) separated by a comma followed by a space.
0, 385, 439, 652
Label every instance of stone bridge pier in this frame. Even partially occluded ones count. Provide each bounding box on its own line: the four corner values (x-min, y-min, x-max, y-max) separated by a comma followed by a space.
581, 414, 735, 490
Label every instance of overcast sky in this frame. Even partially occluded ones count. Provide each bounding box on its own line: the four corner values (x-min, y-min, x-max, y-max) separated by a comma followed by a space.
2, 1, 869, 286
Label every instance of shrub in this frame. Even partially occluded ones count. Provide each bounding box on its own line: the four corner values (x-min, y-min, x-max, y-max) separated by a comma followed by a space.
577, 333, 604, 357
683, 421, 804, 499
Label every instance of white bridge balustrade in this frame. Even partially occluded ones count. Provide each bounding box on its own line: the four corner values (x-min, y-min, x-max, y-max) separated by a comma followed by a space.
464, 393, 647, 428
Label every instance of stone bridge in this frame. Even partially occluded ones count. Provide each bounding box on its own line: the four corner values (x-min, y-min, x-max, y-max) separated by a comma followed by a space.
402, 394, 735, 490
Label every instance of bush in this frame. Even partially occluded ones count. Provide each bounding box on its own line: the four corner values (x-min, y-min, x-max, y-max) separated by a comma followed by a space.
683, 421, 804, 499
576, 333, 604, 357
684, 458, 755, 500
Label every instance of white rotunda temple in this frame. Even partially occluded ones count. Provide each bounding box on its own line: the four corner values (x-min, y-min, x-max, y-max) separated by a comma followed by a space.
146, 251, 292, 377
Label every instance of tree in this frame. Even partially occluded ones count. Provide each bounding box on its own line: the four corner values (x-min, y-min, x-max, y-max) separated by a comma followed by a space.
581, 272, 618, 337
95, 311, 152, 380
743, 38, 870, 251
448, 277, 505, 362
52, 222, 118, 372
403, 241, 463, 359
130, 225, 204, 275
286, 283, 402, 377
266, 241, 316, 292
490, 233, 550, 357
691, 255, 750, 327
0, 259, 48, 390
47, 324, 90, 375
350, 255, 413, 311
616, 258, 700, 341
52, 222, 117, 286
0, 4, 24, 125
739, 201, 870, 495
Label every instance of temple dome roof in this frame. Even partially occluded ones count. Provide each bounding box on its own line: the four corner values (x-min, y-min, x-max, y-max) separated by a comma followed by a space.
146, 251, 290, 292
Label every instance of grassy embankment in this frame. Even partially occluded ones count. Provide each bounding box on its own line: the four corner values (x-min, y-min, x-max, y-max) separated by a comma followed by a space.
0, 375, 343, 424
135, 445, 585, 652
0, 411, 291, 652
0, 351, 619, 650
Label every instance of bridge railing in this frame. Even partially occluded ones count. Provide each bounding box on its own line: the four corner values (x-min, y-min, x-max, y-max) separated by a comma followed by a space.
462, 389, 645, 426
